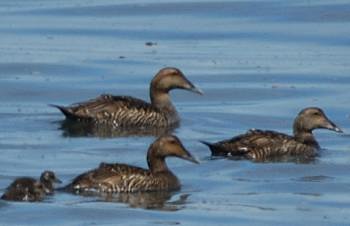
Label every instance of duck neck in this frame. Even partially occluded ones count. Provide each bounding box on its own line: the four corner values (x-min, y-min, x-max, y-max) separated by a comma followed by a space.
147, 148, 170, 174
41, 180, 53, 193
293, 128, 319, 148
150, 86, 177, 113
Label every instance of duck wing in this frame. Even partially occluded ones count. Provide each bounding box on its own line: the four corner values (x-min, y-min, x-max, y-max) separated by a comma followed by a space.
52, 94, 166, 127
2, 177, 45, 201
7, 177, 37, 190
69, 163, 151, 193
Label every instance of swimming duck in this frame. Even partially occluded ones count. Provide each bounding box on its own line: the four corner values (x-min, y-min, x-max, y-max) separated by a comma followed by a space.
1, 171, 61, 202
65, 135, 199, 193
201, 107, 342, 161
51, 67, 203, 128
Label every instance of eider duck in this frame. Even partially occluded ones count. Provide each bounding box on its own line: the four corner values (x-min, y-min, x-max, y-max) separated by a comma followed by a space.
51, 67, 203, 128
201, 107, 342, 161
1, 171, 61, 202
65, 135, 199, 193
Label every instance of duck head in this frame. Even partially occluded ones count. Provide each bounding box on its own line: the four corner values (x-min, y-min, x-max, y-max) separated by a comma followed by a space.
40, 171, 62, 193
293, 107, 343, 135
150, 67, 203, 106
147, 135, 199, 172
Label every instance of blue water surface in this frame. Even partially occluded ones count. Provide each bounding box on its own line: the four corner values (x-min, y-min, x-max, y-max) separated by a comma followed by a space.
0, 1, 349, 225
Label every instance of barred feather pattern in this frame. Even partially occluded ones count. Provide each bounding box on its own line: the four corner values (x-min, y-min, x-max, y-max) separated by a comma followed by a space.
64, 94, 178, 128
70, 163, 180, 193
211, 129, 317, 160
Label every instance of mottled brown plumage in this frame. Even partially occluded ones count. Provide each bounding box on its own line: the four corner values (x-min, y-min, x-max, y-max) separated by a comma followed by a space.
65, 135, 199, 194
1, 171, 61, 202
201, 107, 342, 161
51, 67, 203, 128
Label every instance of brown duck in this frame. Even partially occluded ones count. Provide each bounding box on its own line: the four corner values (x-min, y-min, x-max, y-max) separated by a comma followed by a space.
201, 107, 342, 161
1, 171, 61, 202
51, 67, 202, 128
65, 135, 199, 193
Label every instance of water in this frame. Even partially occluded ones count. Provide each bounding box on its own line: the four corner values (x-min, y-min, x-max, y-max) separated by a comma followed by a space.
0, 0, 350, 225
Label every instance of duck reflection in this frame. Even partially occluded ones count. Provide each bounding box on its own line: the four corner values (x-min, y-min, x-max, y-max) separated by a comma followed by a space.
209, 153, 317, 164
226, 154, 317, 164
76, 190, 189, 211
56, 119, 177, 138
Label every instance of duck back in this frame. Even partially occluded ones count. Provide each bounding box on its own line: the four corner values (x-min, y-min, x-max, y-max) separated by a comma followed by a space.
68, 162, 180, 193
1, 178, 45, 202
55, 95, 178, 128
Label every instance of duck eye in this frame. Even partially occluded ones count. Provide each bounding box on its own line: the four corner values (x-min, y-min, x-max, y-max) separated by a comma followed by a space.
313, 112, 321, 116
169, 139, 176, 144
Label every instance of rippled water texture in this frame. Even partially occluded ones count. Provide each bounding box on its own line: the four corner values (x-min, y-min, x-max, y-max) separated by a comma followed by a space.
0, 1, 350, 225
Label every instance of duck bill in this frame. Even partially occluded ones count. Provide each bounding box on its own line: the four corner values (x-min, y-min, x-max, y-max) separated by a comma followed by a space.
324, 119, 343, 133
181, 150, 200, 164
55, 178, 63, 184
188, 85, 204, 95
182, 78, 204, 95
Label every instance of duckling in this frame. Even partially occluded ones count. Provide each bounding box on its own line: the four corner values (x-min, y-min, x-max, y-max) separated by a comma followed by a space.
51, 67, 202, 128
1, 171, 61, 202
201, 107, 342, 161
64, 135, 199, 193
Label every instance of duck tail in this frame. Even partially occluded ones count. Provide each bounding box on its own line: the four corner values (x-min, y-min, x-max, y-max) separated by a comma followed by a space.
49, 104, 76, 119
199, 140, 217, 155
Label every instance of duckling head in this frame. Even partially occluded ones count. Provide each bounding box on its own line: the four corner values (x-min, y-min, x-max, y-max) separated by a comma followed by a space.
40, 171, 62, 193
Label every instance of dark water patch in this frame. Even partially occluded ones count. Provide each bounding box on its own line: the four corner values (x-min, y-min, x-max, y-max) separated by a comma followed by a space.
294, 192, 322, 197
235, 203, 277, 211
294, 175, 334, 182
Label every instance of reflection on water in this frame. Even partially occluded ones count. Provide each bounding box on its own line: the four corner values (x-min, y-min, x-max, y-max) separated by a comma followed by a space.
209, 154, 317, 164
293, 175, 333, 182
294, 192, 321, 197
67, 190, 188, 211
56, 119, 177, 138
235, 203, 276, 211
0, 0, 349, 225
0, 200, 9, 208
249, 155, 317, 164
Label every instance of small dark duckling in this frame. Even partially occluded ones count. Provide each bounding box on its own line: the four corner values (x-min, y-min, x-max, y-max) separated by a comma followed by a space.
201, 107, 342, 161
51, 67, 203, 128
65, 135, 199, 193
1, 171, 61, 202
